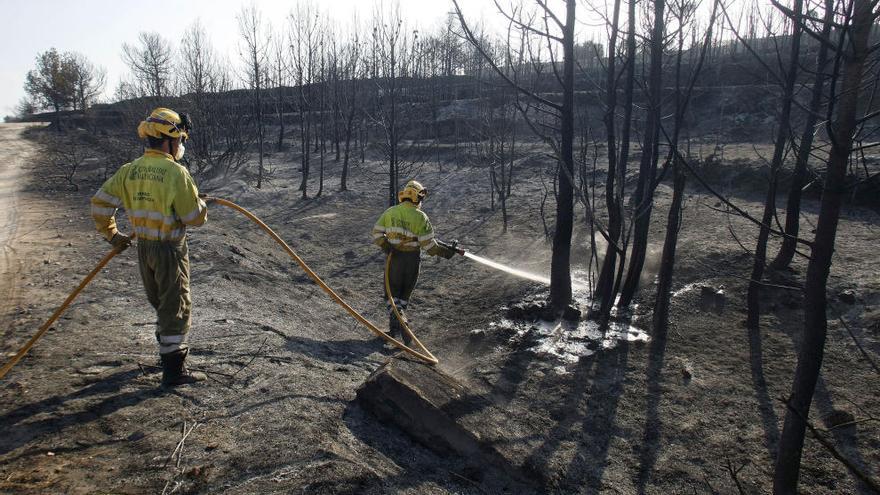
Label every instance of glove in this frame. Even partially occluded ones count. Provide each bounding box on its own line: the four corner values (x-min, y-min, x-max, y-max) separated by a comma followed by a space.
435, 240, 459, 259
109, 233, 132, 252
379, 239, 394, 255
198, 193, 215, 205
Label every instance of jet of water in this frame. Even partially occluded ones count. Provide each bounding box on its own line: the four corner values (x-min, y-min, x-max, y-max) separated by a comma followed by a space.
463, 252, 551, 285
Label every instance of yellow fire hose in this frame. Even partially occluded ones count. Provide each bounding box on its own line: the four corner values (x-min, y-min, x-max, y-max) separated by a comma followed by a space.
208, 197, 438, 364
0, 197, 437, 380
0, 234, 136, 380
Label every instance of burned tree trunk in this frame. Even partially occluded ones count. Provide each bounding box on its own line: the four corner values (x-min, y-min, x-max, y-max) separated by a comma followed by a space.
256, 77, 265, 190
593, 0, 624, 322
276, 88, 285, 152
291, 4, 317, 199
773, 0, 876, 492
617, 0, 666, 308
653, 164, 686, 333
747, 0, 803, 330
609, 0, 638, 309
299, 85, 311, 198
500, 119, 514, 232
453, 0, 577, 311
274, 34, 287, 153
317, 37, 326, 198
549, 0, 577, 311
341, 108, 356, 192
237, 5, 267, 190
339, 34, 361, 193
771, 0, 834, 269
653, 0, 719, 334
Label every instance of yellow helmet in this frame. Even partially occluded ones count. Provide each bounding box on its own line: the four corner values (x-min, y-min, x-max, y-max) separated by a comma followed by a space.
137, 107, 192, 141
398, 180, 427, 204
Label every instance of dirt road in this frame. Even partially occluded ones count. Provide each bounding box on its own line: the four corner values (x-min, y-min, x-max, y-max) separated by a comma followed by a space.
0, 124, 36, 341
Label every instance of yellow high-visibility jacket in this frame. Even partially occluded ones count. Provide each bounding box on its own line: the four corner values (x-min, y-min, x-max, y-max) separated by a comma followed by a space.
91, 149, 207, 242
372, 201, 443, 254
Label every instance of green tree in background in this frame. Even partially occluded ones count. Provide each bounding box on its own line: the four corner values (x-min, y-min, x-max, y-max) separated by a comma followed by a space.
24, 48, 76, 130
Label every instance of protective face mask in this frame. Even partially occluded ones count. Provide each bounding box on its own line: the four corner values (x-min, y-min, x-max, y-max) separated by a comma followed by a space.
174, 143, 186, 161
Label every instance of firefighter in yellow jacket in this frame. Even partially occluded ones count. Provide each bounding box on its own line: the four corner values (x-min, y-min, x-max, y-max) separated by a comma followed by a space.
91, 107, 208, 388
372, 180, 458, 344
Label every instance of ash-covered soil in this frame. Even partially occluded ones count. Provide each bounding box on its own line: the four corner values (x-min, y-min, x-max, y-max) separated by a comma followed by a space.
1, 123, 878, 494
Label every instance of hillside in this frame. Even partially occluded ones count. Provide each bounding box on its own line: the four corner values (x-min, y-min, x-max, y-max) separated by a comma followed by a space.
1, 122, 878, 493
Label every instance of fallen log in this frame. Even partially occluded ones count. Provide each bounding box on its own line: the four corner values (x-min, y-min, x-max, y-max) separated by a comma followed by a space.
356, 357, 540, 487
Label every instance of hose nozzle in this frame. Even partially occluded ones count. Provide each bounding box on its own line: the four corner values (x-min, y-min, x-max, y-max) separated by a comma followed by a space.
449, 239, 466, 256
436, 239, 465, 256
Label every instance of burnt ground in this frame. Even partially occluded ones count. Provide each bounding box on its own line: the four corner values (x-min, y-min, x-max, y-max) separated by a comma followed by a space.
1, 122, 878, 494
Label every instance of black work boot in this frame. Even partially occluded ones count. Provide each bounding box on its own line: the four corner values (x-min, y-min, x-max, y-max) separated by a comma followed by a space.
388, 310, 414, 347
383, 314, 400, 349
161, 349, 207, 388
397, 310, 413, 346
387, 313, 400, 339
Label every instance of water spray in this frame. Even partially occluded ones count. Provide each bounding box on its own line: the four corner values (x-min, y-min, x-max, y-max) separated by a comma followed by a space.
439, 240, 551, 286
462, 252, 552, 285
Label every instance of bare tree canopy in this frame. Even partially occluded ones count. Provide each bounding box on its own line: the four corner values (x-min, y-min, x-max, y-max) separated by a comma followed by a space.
121, 31, 174, 98
237, 3, 270, 189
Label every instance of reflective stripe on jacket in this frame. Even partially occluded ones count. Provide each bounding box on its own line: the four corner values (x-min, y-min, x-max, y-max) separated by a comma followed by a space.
91, 149, 207, 242
372, 202, 438, 253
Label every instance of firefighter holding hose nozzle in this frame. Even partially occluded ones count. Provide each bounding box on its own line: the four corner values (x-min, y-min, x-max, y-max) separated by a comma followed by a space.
371, 180, 461, 345
90, 107, 210, 388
